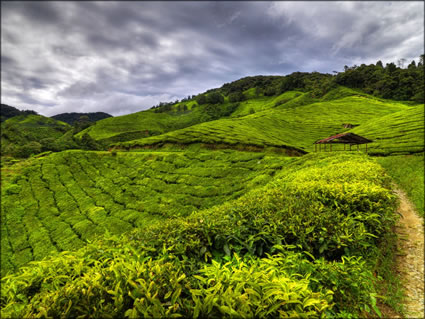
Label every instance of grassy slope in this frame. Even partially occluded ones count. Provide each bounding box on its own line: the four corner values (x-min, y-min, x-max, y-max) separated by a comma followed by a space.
230, 90, 303, 117
351, 104, 424, 155
377, 153, 424, 216
1, 149, 292, 275
114, 94, 408, 152
77, 91, 304, 144
75, 107, 207, 142
1, 114, 70, 147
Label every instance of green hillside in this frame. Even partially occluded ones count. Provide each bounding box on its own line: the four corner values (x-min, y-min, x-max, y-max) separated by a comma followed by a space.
1, 149, 291, 275
1, 114, 71, 156
114, 94, 409, 152
75, 107, 208, 143
51, 112, 113, 125
1, 153, 400, 318
351, 104, 424, 155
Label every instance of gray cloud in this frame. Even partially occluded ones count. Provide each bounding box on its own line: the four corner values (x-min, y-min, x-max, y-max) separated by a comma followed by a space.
1, 1, 423, 117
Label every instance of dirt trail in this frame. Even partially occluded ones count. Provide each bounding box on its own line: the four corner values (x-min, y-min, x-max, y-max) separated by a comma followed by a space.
394, 187, 424, 318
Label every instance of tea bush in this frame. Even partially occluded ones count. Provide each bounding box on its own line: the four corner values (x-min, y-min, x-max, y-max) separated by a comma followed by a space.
1, 153, 399, 317
1, 150, 291, 275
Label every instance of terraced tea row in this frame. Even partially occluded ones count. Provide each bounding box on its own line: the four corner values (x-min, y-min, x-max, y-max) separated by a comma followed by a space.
1, 150, 291, 275
114, 95, 409, 152
352, 104, 424, 155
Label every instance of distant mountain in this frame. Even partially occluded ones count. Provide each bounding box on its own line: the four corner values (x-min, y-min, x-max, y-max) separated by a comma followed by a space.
1, 104, 37, 122
51, 112, 113, 125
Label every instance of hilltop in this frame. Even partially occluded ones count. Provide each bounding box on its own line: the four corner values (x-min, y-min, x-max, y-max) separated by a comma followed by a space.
1, 114, 71, 158
0, 104, 38, 122
51, 112, 113, 125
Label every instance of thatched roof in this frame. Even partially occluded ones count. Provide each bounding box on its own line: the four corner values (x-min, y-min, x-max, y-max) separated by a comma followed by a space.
314, 132, 372, 144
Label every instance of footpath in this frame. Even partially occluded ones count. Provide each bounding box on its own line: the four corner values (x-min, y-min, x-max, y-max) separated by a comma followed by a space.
394, 187, 424, 318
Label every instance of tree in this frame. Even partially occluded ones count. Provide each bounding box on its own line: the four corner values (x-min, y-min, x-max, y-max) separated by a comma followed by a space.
81, 133, 102, 151
40, 137, 59, 152
196, 94, 207, 105
228, 91, 245, 103
14, 141, 42, 158
264, 87, 276, 96
206, 92, 224, 104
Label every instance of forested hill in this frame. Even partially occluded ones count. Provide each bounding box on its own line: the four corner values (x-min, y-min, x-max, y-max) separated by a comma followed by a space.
0, 104, 38, 122
51, 112, 113, 125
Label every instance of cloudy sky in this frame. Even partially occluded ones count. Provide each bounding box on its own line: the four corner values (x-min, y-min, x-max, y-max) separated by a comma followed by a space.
1, 1, 424, 117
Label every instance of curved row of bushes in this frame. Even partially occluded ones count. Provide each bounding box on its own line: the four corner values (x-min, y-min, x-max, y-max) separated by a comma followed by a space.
1, 153, 399, 318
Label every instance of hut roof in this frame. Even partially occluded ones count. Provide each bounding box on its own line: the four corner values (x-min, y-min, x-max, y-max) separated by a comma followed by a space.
314, 132, 372, 144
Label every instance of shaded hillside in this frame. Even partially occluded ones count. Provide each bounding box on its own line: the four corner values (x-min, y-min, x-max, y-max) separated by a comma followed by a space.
51, 112, 112, 125
351, 104, 424, 155
1, 114, 72, 157
0, 104, 37, 122
113, 93, 408, 152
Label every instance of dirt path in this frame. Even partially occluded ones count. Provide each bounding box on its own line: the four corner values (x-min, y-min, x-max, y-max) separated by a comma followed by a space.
394, 187, 424, 318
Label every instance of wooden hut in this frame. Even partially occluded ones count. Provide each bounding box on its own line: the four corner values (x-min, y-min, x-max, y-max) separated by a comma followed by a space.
314, 132, 372, 152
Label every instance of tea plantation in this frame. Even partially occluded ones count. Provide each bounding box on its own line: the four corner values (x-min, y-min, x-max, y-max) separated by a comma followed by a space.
352, 104, 424, 155
1, 80, 423, 317
1, 153, 402, 317
113, 94, 410, 153
1, 149, 292, 276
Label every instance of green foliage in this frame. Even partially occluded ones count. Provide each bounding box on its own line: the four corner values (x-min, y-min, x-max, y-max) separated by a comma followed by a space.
1, 114, 71, 157
228, 91, 245, 103
190, 255, 333, 318
336, 57, 424, 102
377, 153, 424, 216
352, 104, 424, 155
115, 93, 408, 153
1, 150, 289, 275
1, 153, 400, 318
51, 112, 112, 125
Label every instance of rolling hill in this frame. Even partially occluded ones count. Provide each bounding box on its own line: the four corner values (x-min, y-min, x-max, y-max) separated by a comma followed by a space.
1, 149, 291, 275
351, 104, 424, 155
51, 112, 113, 125
113, 93, 411, 153
1, 114, 72, 156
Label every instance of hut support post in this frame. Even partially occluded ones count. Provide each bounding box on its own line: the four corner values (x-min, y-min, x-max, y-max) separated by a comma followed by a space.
357, 144, 359, 151
330, 144, 332, 152
344, 144, 346, 151
349, 144, 352, 151
315, 144, 317, 152
366, 143, 368, 153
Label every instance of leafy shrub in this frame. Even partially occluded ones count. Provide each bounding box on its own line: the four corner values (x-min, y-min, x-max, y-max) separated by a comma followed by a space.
1, 153, 399, 317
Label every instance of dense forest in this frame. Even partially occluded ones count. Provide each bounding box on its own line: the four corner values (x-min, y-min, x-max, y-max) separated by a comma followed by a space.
51, 112, 112, 125
0, 104, 38, 122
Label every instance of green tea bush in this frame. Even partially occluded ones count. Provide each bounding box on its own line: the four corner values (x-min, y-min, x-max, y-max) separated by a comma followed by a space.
1, 238, 333, 319
132, 154, 397, 262
1, 150, 290, 274
1, 152, 400, 317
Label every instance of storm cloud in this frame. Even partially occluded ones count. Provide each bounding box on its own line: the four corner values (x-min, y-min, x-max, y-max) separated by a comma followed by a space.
1, 1, 423, 116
